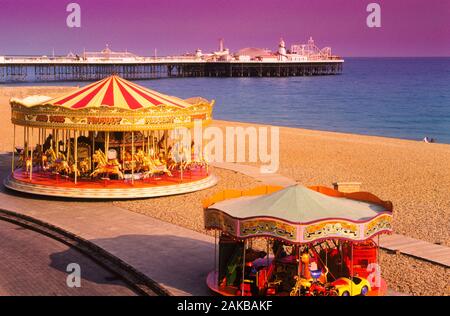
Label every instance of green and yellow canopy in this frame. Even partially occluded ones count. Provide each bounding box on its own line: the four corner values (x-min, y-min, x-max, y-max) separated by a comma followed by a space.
204, 185, 393, 244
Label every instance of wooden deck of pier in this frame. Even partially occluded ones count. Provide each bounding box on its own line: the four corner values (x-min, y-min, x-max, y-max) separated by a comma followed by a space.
213, 162, 450, 268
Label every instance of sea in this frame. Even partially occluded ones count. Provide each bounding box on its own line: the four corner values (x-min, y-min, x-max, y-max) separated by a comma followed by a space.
7, 58, 450, 144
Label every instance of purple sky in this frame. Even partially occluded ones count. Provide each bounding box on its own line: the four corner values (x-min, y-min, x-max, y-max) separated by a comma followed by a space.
0, 0, 449, 57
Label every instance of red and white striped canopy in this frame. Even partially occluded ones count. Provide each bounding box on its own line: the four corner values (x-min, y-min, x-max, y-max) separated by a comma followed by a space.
46, 75, 193, 110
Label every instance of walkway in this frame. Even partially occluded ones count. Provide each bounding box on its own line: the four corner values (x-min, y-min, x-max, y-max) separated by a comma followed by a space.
0, 219, 137, 296
213, 162, 450, 268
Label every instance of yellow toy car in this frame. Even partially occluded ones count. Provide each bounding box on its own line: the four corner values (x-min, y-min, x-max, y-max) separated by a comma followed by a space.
331, 277, 371, 296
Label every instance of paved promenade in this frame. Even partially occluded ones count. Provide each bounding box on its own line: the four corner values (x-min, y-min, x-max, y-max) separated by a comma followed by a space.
0, 219, 137, 296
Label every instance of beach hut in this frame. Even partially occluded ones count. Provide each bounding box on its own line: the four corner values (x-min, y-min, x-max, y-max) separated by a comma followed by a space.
6, 75, 217, 198
203, 184, 393, 296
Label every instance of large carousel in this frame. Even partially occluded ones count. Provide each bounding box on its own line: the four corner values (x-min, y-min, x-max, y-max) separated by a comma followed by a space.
5, 75, 217, 198
203, 184, 393, 296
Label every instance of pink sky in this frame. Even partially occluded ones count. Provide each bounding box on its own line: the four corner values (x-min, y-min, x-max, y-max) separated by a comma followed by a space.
0, 0, 449, 57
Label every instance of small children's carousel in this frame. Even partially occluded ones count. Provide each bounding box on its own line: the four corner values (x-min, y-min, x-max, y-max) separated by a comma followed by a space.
6, 75, 217, 198
203, 184, 393, 296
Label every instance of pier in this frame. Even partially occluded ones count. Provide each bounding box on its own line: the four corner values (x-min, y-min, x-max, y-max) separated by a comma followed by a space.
0, 38, 344, 83
0, 57, 343, 83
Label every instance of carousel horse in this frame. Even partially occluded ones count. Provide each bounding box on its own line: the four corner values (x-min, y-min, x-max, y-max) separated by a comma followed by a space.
24, 156, 33, 174
41, 154, 48, 170
135, 150, 172, 178
17, 151, 29, 171
39, 146, 49, 171
78, 158, 90, 175
70, 163, 80, 177
44, 148, 71, 174
90, 149, 124, 180
144, 164, 173, 179
134, 149, 148, 173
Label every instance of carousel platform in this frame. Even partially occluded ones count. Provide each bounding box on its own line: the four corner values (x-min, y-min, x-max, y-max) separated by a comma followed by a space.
206, 271, 388, 296
4, 168, 217, 199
